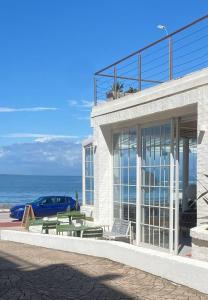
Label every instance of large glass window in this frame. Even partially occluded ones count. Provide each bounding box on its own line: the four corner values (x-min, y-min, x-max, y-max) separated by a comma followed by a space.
113, 128, 137, 232
85, 144, 94, 205
141, 124, 172, 249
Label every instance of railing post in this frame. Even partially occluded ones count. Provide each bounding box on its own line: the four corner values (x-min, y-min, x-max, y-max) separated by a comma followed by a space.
114, 66, 117, 99
94, 76, 97, 106
138, 53, 142, 91
169, 37, 173, 80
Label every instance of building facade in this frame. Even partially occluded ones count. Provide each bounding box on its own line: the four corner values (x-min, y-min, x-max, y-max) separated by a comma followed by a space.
82, 16, 208, 255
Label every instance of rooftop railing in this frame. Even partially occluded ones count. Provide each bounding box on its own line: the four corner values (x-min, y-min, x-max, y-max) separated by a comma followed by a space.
94, 15, 208, 106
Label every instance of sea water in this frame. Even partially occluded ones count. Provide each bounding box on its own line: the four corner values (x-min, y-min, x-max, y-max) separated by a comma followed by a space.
0, 175, 82, 207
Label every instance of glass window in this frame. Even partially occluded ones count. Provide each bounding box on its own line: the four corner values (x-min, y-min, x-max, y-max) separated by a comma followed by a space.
113, 128, 137, 235
141, 123, 171, 249
84, 144, 94, 205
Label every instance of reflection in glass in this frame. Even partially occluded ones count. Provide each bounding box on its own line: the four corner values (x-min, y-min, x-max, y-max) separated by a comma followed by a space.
113, 128, 137, 235
141, 123, 171, 249
85, 144, 94, 206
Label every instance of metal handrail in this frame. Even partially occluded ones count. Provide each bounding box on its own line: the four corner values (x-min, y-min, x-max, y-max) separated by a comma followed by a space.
95, 15, 208, 75
94, 15, 208, 105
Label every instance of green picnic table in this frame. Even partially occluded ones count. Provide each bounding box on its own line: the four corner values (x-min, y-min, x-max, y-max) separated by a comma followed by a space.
56, 224, 103, 238
57, 211, 86, 224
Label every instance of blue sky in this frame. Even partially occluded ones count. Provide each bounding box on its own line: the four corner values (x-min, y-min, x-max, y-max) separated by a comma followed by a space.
0, 0, 207, 175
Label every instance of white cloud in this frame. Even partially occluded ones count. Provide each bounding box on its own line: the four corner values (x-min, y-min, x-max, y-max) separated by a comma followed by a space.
1, 133, 79, 142
68, 100, 79, 107
0, 139, 82, 175
0, 106, 58, 112
68, 99, 93, 110
81, 100, 93, 108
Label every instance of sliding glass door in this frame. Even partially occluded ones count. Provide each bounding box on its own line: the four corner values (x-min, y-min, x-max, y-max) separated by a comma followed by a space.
112, 120, 179, 252
113, 128, 137, 234
140, 122, 178, 251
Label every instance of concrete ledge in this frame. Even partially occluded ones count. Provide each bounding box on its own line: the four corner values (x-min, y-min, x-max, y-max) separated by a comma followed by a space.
191, 225, 208, 241
191, 226, 208, 262
1, 229, 208, 294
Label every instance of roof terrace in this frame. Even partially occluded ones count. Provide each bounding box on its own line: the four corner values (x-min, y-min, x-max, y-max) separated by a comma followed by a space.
94, 15, 208, 106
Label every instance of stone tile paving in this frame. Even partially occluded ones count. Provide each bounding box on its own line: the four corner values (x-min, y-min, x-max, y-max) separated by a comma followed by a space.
0, 240, 207, 300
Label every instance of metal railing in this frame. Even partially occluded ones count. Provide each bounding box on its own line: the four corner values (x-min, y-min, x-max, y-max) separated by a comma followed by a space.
94, 15, 208, 105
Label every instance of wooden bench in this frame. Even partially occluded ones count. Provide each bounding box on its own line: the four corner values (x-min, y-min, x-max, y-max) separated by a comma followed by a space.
103, 218, 132, 243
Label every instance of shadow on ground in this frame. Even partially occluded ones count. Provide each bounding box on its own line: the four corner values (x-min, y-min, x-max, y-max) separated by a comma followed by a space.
0, 249, 132, 300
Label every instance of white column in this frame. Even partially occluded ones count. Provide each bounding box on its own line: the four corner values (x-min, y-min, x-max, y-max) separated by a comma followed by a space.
82, 146, 86, 206
182, 138, 189, 212
169, 119, 175, 253
175, 118, 180, 254
136, 125, 141, 245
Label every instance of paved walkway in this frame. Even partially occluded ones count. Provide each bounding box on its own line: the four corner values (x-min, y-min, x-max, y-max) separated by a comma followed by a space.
0, 241, 207, 300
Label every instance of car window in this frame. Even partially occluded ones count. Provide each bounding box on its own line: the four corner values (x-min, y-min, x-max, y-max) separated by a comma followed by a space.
40, 197, 54, 205
56, 197, 66, 204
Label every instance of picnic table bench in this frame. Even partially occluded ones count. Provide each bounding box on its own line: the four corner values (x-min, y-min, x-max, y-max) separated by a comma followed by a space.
42, 220, 60, 234
56, 223, 103, 238
57, 212, 86, 224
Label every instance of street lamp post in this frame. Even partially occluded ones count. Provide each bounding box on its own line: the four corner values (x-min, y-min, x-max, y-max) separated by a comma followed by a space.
157, 24, 173, 80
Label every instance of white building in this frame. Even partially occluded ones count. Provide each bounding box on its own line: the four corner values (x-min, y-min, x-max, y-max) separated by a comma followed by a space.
82, 15, 208, 257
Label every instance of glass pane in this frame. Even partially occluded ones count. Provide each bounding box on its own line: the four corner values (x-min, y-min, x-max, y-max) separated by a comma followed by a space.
129, 167, 136, 185
141, 123, 172, 250
85, 147, 91, 161
141, 187, 149, 205
143, 206, 149, 224
113, 168, 120, 185
85, 162, 90, 176
113, 128, 137, 234
121, 185, 128, 203
85, 177, 91, 190
142, 167, 150, 186
113, 133, 120, 150
153, 227, 160, 246
122, 203, 129, 220
121, 168, 128, 185
113, 185, 120, 202
129, 128, 137, 148
114, 202, 121, 219
129, 186, 136, 204
161, 167, 170, 186
153, 207, 159, 226
113, 150, 120, 167
142, 225, 149, 243
129, 204, 136, 222
121, 149, 129, 167
121, 131, 129, 149
86, 191, 93, 205
129, 148, 136, 166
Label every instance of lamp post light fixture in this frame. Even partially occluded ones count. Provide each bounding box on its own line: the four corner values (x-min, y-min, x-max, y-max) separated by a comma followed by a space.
157, 24, 173, 80
157, 24, 169, 36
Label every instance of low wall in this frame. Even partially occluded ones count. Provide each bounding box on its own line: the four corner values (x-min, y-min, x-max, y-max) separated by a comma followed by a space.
1, 229, 208, 294
191, 225, 208, 262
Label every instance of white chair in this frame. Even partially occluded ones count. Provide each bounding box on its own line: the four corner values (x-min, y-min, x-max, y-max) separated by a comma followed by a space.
103, 218, 132, 243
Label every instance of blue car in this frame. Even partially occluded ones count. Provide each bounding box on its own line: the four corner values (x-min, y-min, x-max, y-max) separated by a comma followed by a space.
10, 196, 79, 220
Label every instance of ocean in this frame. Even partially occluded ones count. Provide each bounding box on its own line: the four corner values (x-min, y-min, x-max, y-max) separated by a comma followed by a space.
0, 175, 82, 207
